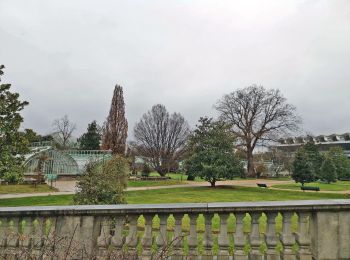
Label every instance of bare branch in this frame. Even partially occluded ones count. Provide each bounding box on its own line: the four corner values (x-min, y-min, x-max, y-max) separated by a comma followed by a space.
215, 85, 301, 177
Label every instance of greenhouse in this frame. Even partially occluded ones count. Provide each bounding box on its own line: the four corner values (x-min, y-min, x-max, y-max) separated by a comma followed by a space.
24, 142, 112, 178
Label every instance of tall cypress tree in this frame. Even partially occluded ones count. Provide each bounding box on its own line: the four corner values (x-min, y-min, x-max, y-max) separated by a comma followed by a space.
102, 85, 128, 155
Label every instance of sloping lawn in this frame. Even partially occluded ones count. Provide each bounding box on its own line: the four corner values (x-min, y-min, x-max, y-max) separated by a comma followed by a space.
272, 181, 350, 191
0, 186, 347, 207
0, 184, 58, 194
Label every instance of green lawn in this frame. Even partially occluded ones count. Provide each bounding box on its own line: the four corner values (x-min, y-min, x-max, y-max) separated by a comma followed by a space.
149, 172, 204, 182
273, 181, 350, 191
127, 179, 185, 187
0, 186, 347, 207
0, 184, 58, 194
1, 185, 347, 255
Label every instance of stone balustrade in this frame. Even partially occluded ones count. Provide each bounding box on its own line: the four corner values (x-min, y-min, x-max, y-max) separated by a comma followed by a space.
0, 199, 349, 259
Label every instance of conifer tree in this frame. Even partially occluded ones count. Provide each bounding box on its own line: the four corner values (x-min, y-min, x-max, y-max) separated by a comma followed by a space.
291, 148, 316, 186
319, 155, 337, 184
79, 120, 101, 150
102, 85, 128, 155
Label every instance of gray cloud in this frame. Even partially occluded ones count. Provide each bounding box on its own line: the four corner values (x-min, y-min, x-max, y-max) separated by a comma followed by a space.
1, 0, 349, 138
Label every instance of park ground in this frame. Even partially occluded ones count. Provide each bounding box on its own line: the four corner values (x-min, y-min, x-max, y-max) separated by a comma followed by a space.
0, 174, 349, 207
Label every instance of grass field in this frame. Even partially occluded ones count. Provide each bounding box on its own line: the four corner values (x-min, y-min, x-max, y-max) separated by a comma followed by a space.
149, 172, 204, 182
1, 185, 347, 254
0, 184, 58, 194
127, 179, 185, 187
273, 181, 350, 191
0, 186, 347, 207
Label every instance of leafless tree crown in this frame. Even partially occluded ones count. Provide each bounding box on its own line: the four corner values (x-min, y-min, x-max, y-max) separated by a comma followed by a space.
102, 85, 128, 155
52, 115, 76, 149
215, 85, 301, 176
133, 104, 190, 175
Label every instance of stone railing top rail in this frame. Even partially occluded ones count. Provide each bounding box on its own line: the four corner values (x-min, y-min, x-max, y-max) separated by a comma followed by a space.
1, 199, 350, 217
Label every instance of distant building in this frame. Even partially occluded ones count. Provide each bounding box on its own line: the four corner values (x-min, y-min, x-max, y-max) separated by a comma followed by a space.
271, 133, 350, 158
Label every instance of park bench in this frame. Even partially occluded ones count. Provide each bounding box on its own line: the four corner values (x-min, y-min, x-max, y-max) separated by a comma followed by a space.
257, 183, 268, 188
301, 186, 320, 191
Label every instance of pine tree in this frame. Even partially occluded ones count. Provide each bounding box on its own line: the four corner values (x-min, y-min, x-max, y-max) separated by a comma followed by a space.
79, 120, 101, 150
102, 85, 128, 155
303, 142, 323, 177
319, 155, 337, 183
291, 148, 316, 186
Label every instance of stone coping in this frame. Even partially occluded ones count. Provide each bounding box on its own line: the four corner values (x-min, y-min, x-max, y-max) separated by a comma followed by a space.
0, 199, 349, 217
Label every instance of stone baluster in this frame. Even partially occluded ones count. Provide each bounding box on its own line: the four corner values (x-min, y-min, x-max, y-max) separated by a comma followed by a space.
0, 217, 8, 249
265, 212, 279, 260
187, 213, 198, 257
156, 214, 168, 258
249, 213, 263, 260
233, 213, 248, 260
78, 216, 95, 257
202, 213, 214, 260
20, 217, 33, 249
141, 214, 153, 259
125, 214, 138, 257
7, 217, 19, 250
43, 217, 57, 257
172, 214, 183, 260
281, 212, 296, 260
97, 217, 111, 258
296, 212, 312, 260
111, 215, 125, 252
218, 213, 230, 259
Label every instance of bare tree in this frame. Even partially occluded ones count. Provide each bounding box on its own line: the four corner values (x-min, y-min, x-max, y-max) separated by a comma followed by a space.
102, 85, 128, 155
215, 85, 301, 177
133, 104, 190, 176
52, 115, 76, 149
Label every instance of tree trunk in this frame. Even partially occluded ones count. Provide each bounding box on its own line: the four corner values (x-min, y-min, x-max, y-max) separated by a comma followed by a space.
247, 150, 256, 178
210, 181, 216, 187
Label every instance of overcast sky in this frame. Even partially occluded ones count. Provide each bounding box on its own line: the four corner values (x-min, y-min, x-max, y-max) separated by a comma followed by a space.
1, 0, 349, 139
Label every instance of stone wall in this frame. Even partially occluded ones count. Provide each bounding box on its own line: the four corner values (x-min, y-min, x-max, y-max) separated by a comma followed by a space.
0, 200, 349, 259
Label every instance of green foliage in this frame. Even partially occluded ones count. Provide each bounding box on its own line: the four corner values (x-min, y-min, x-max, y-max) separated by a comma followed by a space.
326, 146, 350, 180
303, 142, 323, 176
187, 173, 195, 181
292, 148, 316, 186
319, 155, 337, 183
78, 120, 101, 150
185, 117, 244, 187
74, 156, 129, 205
2, 165, 23, 184
0, 65, 29, 183
141, 163, 152, 177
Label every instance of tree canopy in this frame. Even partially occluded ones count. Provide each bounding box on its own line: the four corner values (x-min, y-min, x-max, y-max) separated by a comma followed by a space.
133, 104, 190, 176
326, 146, 350, 180
185, 117, 244, 187
52, 115, 76, 149
291, 148, 316, 186
74, 156, 129, 205
0, 65, 30, 183
79, 120, 101, 150
319, 154, 337, 184
215, 85, 300, 177
102, 85, 128, 155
